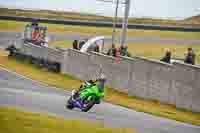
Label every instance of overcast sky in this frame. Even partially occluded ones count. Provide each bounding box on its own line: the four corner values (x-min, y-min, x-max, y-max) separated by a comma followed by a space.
0, 0, 200, 20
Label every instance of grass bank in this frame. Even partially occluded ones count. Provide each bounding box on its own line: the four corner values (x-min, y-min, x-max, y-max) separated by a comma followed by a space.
0, 20, 200, 40
0, 50, 200, 126
49, 40, 73, 49
0, 107, 134, 133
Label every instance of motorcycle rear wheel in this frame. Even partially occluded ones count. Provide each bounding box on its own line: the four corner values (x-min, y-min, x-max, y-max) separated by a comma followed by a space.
82, 96, 96, 112
66, 96, 74, 110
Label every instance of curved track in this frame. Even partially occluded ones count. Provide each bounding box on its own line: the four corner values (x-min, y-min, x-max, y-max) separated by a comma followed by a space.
0, 68, 199, 133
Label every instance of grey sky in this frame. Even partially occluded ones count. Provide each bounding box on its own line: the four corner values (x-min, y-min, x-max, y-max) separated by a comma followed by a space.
0, 0, 199, 20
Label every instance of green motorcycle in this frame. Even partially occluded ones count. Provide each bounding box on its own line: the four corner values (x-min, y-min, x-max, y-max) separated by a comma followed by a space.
66, 83, 104, 112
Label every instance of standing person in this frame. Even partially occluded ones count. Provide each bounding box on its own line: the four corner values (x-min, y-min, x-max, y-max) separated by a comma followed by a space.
24, 24, 32, 42
32, 27, 41, 45
79, 40, 85, 50
94, 45, 100, 52
120, 45, 131, 57
160, 49, 171, 64
107, 44, 117, 57
184, 48, 196, 65
120, 45, 127, 56
72, 40, 79, 50
31, 21, 39, 27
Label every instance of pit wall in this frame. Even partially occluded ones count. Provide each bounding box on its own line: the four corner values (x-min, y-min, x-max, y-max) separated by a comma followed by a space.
19, 44, 200, 112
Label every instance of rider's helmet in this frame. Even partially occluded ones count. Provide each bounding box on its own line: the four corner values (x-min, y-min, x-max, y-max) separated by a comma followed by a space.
89, 80, 97, 84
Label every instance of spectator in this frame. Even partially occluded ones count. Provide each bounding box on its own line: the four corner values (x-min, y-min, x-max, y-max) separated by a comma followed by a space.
79, 40, 85, 50
160, 49, 171, 64
31, 21, 39, 27
120, 45, 131, 57
120, 45, 126, 56
94, 45, 100, 52
184, 48, 196, 65
107, 44, 117, 57
72, 40, 79, 50
24, 24, 32, 42
32, 27, 41, 45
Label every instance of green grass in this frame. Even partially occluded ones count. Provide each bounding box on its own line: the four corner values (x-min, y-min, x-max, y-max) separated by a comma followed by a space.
0, 107, 134, 133
49, 40, 73, 49
0, 50, 200, 126
0, 20, 200, 40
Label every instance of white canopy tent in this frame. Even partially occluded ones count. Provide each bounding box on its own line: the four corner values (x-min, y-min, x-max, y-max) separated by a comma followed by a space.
80, 36, 105, 53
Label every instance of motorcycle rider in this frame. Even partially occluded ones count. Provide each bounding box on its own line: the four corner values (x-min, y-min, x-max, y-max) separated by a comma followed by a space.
72, 73, 106, 101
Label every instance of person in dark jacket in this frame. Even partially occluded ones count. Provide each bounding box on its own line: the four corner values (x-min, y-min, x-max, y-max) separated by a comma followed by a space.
119, 45, 131, 57
184, 48, 196, 65
107, 44, 117, 57
79, 40, 85, 50
94, 45, 100, 52
72, 40, 78, 50
31, 21, 39, 27
160, 50, 171, 64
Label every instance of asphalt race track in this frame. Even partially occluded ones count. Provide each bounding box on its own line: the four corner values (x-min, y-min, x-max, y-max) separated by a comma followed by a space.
0, 68, 200, 133
0, 32, 200, 50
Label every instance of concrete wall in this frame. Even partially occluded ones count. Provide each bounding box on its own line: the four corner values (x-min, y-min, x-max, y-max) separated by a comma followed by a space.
171, 62, 200, 112
21, 43, 65, 64
90, 52, 134, 93
62, 49, 132, 93
62, 49, 101, 81
128, 57, 200, 112
128, 57, 173, 103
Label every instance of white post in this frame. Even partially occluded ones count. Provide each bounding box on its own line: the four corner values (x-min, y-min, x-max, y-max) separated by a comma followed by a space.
120, 0, 130, 47
111, 0, 119, 47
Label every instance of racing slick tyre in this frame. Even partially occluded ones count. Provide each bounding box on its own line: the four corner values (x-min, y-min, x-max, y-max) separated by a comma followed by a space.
82, 96, 96, 112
